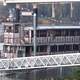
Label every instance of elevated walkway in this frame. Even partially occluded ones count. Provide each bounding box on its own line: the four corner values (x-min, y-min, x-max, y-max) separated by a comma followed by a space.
0, 53, 80, 71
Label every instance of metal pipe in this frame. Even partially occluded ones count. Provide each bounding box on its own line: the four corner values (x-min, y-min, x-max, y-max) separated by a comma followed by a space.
52, 3, 55, 18
70, 2, 73, 18
33, 7, 37, 56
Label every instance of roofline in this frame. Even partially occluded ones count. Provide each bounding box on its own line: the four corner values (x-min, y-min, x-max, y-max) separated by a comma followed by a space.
3, 0, 80, 4
24, 26, 80, 30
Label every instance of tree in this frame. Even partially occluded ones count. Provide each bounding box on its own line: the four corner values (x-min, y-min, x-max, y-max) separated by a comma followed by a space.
72, 67, 80, 80
63, 67, 80, 80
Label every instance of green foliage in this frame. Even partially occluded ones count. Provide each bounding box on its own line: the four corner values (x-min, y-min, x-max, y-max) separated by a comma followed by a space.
72, 67, 80, 80
63, 67, 80, 80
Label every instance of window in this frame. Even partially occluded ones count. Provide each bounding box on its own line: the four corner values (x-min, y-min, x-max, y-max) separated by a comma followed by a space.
31, 31, 33, 37
5, 26, 13, 33
4, 25, 19, 33
14, 25, 19, 33
65, 30, 69, 36
37, 46, 47, 52
61, 30, 66, 36
64, 45, 72, 51
70, 30, 75, 36
24, 30, 29, 38
76, 29, 80, 36
59, 45, 65, 51
37, 30, 47, 37
4, 45, 8, 53
50, 45, 57, 52
56, 30, 61, 36
4, 46, 17, 53
73, 44, 79, 51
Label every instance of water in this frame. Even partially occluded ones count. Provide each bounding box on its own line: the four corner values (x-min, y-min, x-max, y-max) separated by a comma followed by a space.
0, 69, 57, 80
0, 67, 73, 80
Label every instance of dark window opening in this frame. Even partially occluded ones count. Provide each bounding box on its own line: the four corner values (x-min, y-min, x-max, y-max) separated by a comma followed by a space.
24, 30, 29, 38
70, 30, 75, 36
5, 26, 13, 33
56, 30, 61, 36
73, 44, 79, 51
64, 45, 72, 51
37, 46, 47, 52
14, 25, 19, 33
25, 46, 31, 56
4, 46, 17, 53
31, 31, 33, 37
50, 45, 57, 52
59, 45, 65, 51
61, 30, 66, 36
76, 30, 80, 36
37, 30, 47, 37
65, 30, 70, 36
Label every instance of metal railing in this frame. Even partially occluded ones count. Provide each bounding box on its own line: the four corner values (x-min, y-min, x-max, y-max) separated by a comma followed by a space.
31, 36, 80, 44
5, 35, 80, 45
0, 53, 80, 71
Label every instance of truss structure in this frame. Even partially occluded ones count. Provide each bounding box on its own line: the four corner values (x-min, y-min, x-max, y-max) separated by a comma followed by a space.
0, 53, 80, 71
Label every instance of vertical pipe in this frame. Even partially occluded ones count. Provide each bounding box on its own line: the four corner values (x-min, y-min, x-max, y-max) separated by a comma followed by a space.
70, 2, 73, 18
52, 3, 55, 18
33, 13, 36, 56
33, 5, 37, 80
33, 5, 37, 56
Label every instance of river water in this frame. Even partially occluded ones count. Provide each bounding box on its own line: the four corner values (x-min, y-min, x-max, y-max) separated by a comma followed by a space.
0, 67, 73, 80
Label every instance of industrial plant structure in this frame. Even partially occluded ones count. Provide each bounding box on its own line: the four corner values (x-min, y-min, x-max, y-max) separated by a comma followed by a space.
2, 3, 80, 58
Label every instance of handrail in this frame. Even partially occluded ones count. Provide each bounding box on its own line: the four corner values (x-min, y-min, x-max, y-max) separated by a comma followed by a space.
0, 53, 80, 71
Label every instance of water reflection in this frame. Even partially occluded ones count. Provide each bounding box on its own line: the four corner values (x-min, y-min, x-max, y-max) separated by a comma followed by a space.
0, 67, 72, 80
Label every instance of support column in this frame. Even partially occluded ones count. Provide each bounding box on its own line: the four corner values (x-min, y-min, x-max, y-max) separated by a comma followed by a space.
52, 3, 55, 18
